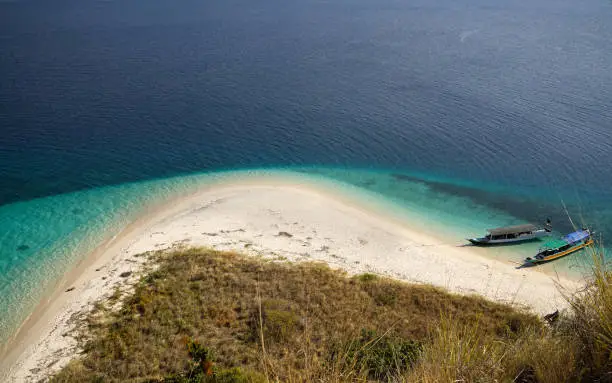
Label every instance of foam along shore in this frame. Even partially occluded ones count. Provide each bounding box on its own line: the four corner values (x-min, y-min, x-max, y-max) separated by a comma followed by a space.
1, 177, 581, 382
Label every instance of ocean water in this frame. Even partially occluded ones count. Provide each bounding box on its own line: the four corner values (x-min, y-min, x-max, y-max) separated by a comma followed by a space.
1, 0, 612, 344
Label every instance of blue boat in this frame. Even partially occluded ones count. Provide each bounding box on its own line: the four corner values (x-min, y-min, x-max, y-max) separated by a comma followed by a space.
524, 229, 593, 264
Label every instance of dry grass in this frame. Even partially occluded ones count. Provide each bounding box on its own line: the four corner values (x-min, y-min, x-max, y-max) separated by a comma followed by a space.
50, 247, 611, 382
51, 248, 542, 382
405, 245, 612, 383
406, 317, 578, 383
406, 316, 507, 382
561, 247, 612, 382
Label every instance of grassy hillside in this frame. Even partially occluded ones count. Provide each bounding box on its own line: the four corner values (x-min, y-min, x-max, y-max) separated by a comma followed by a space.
51, 248, 610, 382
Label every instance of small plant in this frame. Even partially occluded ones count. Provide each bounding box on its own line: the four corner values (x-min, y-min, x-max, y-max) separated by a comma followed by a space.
187, 338, 215, 376
356, 273, 378, 283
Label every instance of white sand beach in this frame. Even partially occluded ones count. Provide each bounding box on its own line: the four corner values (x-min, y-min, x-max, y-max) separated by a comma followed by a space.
0, 178, 581, 382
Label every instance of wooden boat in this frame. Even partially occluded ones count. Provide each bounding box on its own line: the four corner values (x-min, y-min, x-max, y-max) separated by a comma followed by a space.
524, 229, 593, 265
468, 221, 552, 245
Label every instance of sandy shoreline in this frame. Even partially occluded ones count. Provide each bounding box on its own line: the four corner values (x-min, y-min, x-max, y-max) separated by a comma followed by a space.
0, 177, 581, 382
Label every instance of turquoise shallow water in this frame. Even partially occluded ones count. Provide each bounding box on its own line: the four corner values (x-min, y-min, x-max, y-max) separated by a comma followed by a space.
0, 168, 599, 345
0, 171, 233, 344
297, 167, 602, 276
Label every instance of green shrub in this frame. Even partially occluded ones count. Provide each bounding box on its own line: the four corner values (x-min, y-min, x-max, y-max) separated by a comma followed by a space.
356, 273, 378, 283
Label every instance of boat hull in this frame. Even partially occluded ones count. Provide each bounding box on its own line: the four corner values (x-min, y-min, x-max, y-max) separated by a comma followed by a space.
525, 239, 594, 265
468, 230, 551, 246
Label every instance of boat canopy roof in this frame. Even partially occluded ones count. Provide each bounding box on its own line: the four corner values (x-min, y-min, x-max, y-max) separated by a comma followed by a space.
487, 224, 537, 235
541, 238, 569, 250
541, 230, 590, 250
563, 230, 590, 244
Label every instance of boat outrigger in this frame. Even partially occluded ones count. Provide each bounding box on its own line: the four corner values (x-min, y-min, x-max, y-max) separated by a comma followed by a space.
468, 220, 552, 246
524, 229, 593, 265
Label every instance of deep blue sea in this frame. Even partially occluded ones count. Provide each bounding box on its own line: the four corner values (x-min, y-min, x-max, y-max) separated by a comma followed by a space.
1, 0, 611, 343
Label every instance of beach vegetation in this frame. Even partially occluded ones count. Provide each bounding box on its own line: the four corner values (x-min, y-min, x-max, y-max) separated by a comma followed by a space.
50, 247, 610, 382
355, 272, 378, 283
560, 247, 612, 380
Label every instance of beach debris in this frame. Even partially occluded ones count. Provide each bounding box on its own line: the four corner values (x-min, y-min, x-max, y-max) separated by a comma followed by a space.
220, 228, 245, 234
119, 271, 132, 278
16, 244, 30, 251
544, 309, 559, 324
47, 359, 59, 368
277, 231, 293, 238
65, 287, 75, 292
